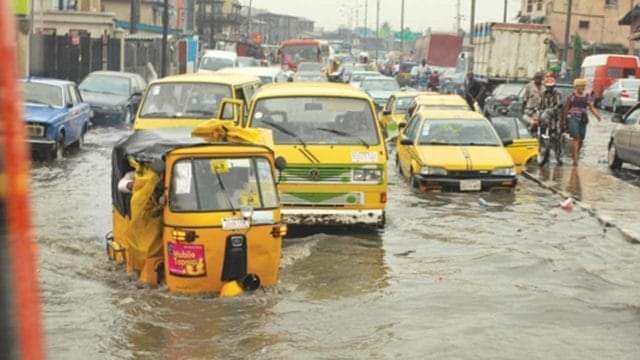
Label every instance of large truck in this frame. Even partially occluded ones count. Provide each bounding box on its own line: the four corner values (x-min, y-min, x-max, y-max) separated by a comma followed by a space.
472, 23, 555, 84
414, 32, 463, 68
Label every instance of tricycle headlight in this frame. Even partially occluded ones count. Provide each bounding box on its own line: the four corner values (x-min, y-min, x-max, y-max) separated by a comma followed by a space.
491, 167, 516, 176
420, 166, 448, 176
353, 168, 383, 182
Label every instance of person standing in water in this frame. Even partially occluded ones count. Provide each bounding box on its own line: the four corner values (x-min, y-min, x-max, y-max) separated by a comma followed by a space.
562, 78, 602, 166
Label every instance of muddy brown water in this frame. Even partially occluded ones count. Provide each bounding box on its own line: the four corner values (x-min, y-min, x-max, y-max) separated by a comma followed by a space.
32, 126, 640, 359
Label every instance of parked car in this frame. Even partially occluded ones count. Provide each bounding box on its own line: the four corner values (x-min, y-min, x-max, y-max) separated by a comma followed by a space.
293, 62, 326, 82
483, 82, 525, 117
581, 54, 640, 104
22, 78, 92, 160
600, 78, 640, 114
237, 56, 260, 68
360, 76, 401, 109
217, 66, 289, 84
608, 104, 640, 170
396, 109, 517, 191
198, 50, 238, 73
78, 71, 146, 126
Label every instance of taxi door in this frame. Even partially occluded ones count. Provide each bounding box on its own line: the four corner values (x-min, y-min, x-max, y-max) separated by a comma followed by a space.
396, 114, 421, 177
492, 116, 538, 172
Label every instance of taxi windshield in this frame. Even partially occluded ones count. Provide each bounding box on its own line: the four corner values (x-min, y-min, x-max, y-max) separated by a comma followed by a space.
394, 97, 415, 112
252, 96, 379, 145
139, 82, 232, 119
419, 119, 500, 146
170, 157, 278, 212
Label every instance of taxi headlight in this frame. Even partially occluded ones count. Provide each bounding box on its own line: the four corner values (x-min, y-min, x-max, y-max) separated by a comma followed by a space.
420, 166, 448, 176
491, 167, 516, 176
353, 168, 383, 182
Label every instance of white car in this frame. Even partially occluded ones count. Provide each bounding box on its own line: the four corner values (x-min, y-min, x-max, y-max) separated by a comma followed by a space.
198, 50, 237, 74
349, 70, 383, 88
217, 66, 290, 84
600, 78, 640, 114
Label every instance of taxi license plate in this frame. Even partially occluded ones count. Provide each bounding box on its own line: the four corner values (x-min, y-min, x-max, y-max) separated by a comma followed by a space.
460, 180, 481, 191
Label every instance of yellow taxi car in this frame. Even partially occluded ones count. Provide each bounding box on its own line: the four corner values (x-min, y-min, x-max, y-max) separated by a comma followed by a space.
396, 109, 517, 191
488, 115, 539, 173
379, 92, 429, 136
246, 82, 388, 227
406, 94, 470, 118
134, 74, 261, 130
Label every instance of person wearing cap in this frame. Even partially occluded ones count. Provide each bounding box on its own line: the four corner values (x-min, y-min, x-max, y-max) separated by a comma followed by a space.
538, 76, 564, 162
522, 71, 546, 128
562, 78, 602, 166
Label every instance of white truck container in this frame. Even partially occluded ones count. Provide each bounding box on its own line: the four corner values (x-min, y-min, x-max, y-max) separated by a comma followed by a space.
472, 23, 553, 83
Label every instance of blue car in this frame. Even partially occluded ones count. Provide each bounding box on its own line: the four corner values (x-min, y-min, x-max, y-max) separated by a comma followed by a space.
22, 78, 92, 160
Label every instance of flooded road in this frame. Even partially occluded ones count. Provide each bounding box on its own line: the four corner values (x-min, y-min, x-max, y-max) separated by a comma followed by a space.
33, 126, 640, 359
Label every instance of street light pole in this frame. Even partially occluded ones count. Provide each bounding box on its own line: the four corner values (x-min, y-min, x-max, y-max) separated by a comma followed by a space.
470, 0, 476, 45
503, 0, 508, 22
248, 0, 253, 36
376, 0, 380, 60
161, 0, 169, 77
562, 0, 573, 66
400, 0, 405, 53
364, 0, 368, 34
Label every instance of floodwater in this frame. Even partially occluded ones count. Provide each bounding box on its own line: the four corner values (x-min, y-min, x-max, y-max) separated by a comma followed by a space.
32, 126, 640, 359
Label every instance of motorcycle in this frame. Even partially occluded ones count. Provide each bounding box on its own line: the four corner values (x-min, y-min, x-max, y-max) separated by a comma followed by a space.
535, 107, 564, 166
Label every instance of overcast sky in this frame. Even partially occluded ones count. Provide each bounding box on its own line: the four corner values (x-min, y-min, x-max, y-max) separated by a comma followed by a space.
241, 0, 523, 32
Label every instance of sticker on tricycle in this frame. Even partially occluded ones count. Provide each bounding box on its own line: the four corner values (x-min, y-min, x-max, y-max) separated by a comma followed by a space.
222, 217, 250, 230
167, 243, 206, 277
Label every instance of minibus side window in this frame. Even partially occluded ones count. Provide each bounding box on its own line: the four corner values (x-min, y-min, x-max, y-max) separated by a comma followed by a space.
607, 68, 622, 78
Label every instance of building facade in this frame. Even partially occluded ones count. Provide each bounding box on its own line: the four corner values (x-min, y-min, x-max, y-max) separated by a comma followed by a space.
519, 0, 634, 52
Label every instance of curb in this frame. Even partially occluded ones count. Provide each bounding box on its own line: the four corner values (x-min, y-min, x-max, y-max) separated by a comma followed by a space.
523, 171, 640, 244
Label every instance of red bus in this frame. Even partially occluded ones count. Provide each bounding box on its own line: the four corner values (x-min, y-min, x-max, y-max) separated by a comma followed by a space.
279, 39, 322, 71
581, 54, 640, 101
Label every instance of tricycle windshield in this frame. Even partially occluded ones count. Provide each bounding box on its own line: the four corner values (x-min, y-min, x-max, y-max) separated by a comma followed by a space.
139, 82, 232, 119
170, 157, 278, 212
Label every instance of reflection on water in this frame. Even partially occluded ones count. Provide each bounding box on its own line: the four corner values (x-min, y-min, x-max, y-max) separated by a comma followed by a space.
566, 167, 582, 200
31, 129, 640, 358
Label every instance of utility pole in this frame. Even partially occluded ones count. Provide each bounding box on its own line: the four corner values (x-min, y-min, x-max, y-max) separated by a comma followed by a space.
470, 0, 476, 45
376, 0, 380, 60
503, 0, 508, 22
130, 0, 140, 34
455, 0, 461, 34
562, 0, 573, 66
248, 0, 253, 36
364, 0, 368, 34
161, 0, 169, 77
400, 0, 405, 53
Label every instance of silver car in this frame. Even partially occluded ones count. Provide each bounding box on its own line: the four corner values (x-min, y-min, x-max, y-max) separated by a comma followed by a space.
600, 78, 640, 114
608, 104, 640, 170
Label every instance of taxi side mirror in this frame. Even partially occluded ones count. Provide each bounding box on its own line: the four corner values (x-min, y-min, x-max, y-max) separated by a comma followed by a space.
399, 136, 413, 146
502, 139, 514, 146
398, 122, 407, 129
382, 110, 392, 116
611, 114, 623, 123
217, 98, 244, 126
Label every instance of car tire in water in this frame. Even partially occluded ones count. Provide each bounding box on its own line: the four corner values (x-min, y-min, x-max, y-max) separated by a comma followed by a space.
47, 137, 64, 162
608, 142, 623, 170
71, 126, 86, 150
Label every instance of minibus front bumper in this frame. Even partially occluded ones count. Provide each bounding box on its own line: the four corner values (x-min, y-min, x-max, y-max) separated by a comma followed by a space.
282, 208, 385, 227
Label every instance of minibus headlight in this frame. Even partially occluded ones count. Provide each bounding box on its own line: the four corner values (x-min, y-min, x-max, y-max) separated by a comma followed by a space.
353, 168, 382, 182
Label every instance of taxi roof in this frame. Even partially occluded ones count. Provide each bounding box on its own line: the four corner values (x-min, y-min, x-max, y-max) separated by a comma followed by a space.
417, 109, 486, 120
254, 82, 372, 100
150, 73, 260, 85
415, 94, 468, 106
